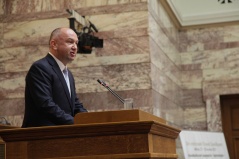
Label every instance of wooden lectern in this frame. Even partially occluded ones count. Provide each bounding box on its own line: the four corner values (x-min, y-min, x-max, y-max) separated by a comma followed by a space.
0, 110, 180, 159
0, 124, 18, 159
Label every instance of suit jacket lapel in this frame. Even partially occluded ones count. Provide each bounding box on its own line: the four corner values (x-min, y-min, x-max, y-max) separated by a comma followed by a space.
46, 54, 73, 111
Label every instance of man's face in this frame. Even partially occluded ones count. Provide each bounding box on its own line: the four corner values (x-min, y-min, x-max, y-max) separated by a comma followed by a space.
54, 28, 78, 65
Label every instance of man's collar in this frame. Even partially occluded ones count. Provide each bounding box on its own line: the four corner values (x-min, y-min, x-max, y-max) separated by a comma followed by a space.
48, 52, 66, 71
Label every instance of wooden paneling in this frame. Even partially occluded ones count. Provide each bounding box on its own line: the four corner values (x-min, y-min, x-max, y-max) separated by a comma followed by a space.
220, 94, 239, 159
234, 138, 239, 159
0, 111, 180, 159
74, 110, 166, 124
231, 107, 239, 130
0, 124, 18, 159
0, 138, 5, 159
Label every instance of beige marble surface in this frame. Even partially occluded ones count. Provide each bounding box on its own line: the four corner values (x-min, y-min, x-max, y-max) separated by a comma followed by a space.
4, 0, 147, 14
148, 0, 183, 127
179, 24, 239, 132
0, 0, 153, 127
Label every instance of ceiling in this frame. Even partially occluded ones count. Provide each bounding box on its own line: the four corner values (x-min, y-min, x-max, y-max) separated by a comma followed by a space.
162, 0, 239, 29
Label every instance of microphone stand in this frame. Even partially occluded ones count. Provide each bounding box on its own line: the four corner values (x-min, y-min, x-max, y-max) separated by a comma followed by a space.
97, 79, 125, 104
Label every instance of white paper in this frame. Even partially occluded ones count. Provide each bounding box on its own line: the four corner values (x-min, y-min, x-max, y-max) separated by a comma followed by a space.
180, 130, 230, 159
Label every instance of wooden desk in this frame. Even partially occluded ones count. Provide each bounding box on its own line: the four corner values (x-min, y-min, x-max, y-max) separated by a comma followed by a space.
0, 124, 18, 159
0, 110, 180, 159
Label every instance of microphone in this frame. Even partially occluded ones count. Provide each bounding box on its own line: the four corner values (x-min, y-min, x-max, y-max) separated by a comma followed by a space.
97, 79, 125, 104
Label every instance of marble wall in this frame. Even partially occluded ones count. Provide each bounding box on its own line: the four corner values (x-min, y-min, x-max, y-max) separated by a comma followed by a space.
0, 0, 151, 126
180, 25, 239, 131
148, 0, 183, 127
0, 0, 185, 129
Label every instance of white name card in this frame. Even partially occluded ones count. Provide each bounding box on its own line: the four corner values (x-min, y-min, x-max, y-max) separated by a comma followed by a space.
180, 130, 230, 159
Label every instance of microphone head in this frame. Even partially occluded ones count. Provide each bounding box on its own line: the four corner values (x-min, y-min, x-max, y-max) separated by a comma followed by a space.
97, 79, 102, 84
97, 79, 107, 87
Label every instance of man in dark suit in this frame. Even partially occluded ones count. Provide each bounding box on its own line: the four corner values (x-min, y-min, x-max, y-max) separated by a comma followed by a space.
22, 27, 87, 127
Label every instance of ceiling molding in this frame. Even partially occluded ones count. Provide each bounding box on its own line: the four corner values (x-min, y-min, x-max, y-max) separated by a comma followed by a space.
161, 0, 239, 30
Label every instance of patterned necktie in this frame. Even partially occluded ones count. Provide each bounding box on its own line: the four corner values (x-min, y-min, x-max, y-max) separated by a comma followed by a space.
63, 68, 71, 96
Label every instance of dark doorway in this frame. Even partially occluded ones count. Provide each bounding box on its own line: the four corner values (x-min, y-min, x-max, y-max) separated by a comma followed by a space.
220, 94, 239, 159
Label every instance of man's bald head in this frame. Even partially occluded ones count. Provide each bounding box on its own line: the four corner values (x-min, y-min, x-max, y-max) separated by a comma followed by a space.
49, 28, 62, 45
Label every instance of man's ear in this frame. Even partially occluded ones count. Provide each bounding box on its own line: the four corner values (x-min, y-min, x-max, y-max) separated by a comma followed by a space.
50, 40, 57, 50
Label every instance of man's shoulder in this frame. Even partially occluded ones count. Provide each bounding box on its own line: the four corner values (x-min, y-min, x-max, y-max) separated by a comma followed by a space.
33, 54, 54, 66
29, 54, 51, 71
